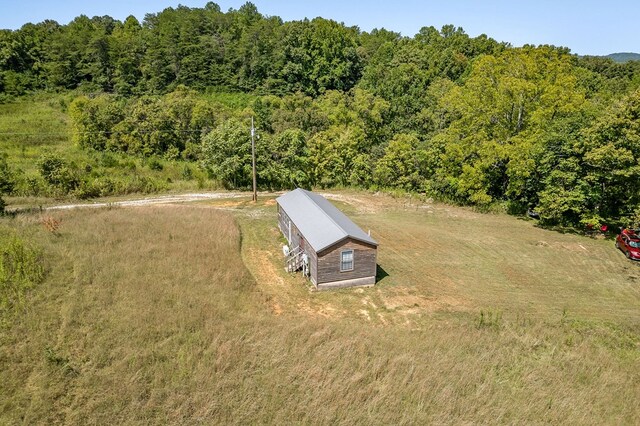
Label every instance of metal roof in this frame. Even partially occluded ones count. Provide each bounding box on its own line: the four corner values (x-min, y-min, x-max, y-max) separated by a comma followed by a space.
276, 189, 378, 252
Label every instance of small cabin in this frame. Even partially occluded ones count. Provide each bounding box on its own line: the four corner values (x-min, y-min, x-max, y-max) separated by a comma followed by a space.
276, 189, 378, 290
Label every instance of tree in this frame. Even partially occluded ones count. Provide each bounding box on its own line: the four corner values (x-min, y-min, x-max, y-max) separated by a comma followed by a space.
201, 119, 252, 188
274, 18, 363, 96
374, 133, 428, 190
38, 154, 79, 194
110, 96, 174, 155
69, 94, 125, 150
258, 129, 310, 189
579, 89, 640, 224
308, 125, 369, 187
110, 15, 144, 94
433, 47, 588, 206
43, 15, 116, 90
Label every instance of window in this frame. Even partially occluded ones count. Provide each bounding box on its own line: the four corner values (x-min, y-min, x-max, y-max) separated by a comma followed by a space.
340, 249, 354, 272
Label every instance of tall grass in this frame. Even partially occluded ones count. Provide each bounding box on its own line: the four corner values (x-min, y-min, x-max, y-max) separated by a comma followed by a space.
0, 229, 44, 329
0, 198, 638, 423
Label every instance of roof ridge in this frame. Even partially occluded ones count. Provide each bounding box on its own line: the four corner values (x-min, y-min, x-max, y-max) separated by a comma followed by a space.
298, 188, 348, 240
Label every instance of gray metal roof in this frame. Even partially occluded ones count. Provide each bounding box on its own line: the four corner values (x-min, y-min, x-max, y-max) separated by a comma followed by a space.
276, 189, 378, 252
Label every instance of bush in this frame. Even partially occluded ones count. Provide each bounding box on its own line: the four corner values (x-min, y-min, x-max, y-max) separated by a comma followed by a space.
100, 153, 120, 168
0, 153, 14, 213
147, 157, 164, 171
0, 153, 14, 194
0, 234, 44, 328
182, 165, 194, 181
38, 154, 80, 194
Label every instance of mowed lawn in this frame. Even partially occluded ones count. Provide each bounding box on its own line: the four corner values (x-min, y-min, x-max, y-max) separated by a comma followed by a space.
235, 193, 640, 326
1, 193, 639, 424
359, 201, 640, 322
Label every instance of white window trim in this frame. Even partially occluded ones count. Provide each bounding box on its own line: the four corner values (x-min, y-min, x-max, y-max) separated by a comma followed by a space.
340, 249, 354, 272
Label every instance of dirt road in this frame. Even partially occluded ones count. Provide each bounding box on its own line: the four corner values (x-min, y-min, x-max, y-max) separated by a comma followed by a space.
46, 192, 248, 210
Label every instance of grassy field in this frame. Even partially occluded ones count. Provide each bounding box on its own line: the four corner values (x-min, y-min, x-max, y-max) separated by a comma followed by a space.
0, 93, 74, 174
1, 192, 639, 424
0, 93, 221, 201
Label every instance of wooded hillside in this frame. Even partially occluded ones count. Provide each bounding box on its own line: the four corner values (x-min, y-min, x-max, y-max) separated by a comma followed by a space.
1, 2, 639, 228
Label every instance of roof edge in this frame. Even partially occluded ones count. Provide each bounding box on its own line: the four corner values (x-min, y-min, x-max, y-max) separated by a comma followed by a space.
317, 235, 379, 253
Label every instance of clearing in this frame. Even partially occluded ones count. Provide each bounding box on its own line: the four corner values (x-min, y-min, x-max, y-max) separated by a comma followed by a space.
1, 191, 639, 424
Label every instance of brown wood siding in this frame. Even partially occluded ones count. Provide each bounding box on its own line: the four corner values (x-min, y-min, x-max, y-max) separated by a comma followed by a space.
316, 238, 377, 284
308, 246, 318, 286
277, 204, 291, 243
278, 205, 301, 249
278, 203, 318, 286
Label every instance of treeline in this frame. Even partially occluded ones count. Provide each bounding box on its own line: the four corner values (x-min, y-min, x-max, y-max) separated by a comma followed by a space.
0, 2, 370, 96
1, 2, 640, 227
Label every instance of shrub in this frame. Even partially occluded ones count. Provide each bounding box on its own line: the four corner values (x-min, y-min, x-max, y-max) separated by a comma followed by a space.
0, 153, 14, 214
182, 165, 194, 181
147, 157, 164, 171
38, 154, 80, 194
0, 235, 44, 328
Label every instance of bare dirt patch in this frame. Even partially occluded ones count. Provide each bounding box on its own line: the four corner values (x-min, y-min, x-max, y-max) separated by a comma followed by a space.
210, 200, 245, 208
320, 192, 391, 213
245, 247, 345, 319
383, 293, 470, 313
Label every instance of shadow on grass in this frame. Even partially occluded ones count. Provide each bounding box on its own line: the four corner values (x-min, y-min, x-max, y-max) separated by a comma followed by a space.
532, 222, 620, 240
512, 216, 620, 241
376, 264, 389, 284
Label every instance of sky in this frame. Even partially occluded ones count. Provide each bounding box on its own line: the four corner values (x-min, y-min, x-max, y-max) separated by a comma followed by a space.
0, 0, 637, 56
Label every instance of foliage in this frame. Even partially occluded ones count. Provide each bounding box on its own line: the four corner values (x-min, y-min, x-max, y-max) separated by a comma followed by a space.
433, 47, 588, 206
201, 118, 252, 188
0, 153, 14, 213
69, 86, 216, 157
38, 153, 80, 194
580, 89, 640, 224
2, 3, 640, 226
374, 133, 429, 190
0, 233, 44, 329
258, 129, 310, 189
69, 94, 124, 150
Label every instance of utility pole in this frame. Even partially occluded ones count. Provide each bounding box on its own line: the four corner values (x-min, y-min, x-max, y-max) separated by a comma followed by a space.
251, 116, 257, 202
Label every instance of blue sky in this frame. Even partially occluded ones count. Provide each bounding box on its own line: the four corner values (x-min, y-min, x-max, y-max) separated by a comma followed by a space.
0, 0, 637, 56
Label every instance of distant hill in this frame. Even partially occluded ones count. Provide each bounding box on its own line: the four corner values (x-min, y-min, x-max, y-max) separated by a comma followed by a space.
605, 52, 640, 63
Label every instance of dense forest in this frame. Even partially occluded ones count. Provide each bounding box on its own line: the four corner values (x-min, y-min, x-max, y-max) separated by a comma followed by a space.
1, 2, 639, 228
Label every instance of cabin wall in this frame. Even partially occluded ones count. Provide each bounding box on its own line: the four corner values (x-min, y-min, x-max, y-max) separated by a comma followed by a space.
277, 204, 302, 248
277, 204, 290, 243
278, 203, 317, 284
308, 247, 318, 286
316, 238, 377, 287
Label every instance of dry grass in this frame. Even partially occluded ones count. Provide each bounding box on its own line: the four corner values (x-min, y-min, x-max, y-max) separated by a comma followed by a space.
1, 193, 639, 424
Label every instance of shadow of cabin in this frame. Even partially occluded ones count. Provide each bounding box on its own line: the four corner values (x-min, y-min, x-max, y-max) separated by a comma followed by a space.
375, 264, 389, 283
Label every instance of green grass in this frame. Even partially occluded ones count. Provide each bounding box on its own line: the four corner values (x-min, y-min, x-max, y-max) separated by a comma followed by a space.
1, 192, 639, 423
0, 93, 74, 174
0, 93, 220, 200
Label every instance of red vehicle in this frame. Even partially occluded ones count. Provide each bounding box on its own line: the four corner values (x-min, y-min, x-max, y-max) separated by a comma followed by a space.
616, 229, 640, 260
